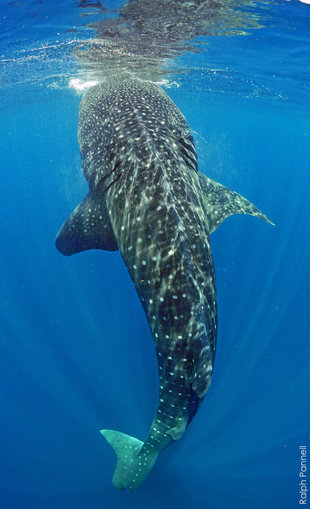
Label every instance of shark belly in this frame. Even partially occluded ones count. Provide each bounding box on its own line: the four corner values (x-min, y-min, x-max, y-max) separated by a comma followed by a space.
56, 77, 273, 491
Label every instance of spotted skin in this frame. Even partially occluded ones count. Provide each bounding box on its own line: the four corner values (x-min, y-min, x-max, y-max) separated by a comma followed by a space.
56, 77, 272, 490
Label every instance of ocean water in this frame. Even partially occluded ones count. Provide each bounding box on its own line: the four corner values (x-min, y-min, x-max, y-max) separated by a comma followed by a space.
0, 1, 309, 508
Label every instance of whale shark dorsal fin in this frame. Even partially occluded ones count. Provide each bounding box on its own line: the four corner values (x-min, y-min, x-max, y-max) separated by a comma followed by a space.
167, 416, 188, 441
55, 192, 118, 256
198, 172, 274, 233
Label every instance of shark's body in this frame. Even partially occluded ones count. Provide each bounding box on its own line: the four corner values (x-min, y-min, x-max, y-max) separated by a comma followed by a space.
56, 77, 272, 491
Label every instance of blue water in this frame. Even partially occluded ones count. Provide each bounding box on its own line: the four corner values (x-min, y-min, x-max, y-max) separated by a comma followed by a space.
1, 1, 309, 508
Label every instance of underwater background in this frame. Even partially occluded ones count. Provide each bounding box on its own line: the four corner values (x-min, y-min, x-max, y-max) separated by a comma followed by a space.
0, 1, 309, 508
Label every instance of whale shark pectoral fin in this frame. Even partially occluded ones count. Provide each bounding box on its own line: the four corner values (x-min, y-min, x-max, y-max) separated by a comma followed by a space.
198, 172, 275, 234
100, 429, 158, 491
167, 416, 188, 441
55, 192, 118, 256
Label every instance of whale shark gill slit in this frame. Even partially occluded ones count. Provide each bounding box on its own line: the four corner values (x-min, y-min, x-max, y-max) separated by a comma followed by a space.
179, 146, 197, 171
179, 136, 196, 155
101, 170, 122, 194
96, 160, 122, 194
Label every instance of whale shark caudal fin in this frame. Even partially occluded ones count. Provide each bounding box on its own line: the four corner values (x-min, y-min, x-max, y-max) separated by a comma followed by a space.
198, 172, 275, 233
55, 192, 118, 255
100, 429, 158, 491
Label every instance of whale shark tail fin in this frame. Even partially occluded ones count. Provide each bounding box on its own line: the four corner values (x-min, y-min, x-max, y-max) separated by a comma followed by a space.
100, 429, 158, 491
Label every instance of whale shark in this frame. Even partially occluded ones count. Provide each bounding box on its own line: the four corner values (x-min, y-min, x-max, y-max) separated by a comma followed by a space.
56, 77, 273, 491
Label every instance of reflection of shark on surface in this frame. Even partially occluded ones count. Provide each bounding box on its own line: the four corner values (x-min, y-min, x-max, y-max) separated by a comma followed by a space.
56, 77, 273, 491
